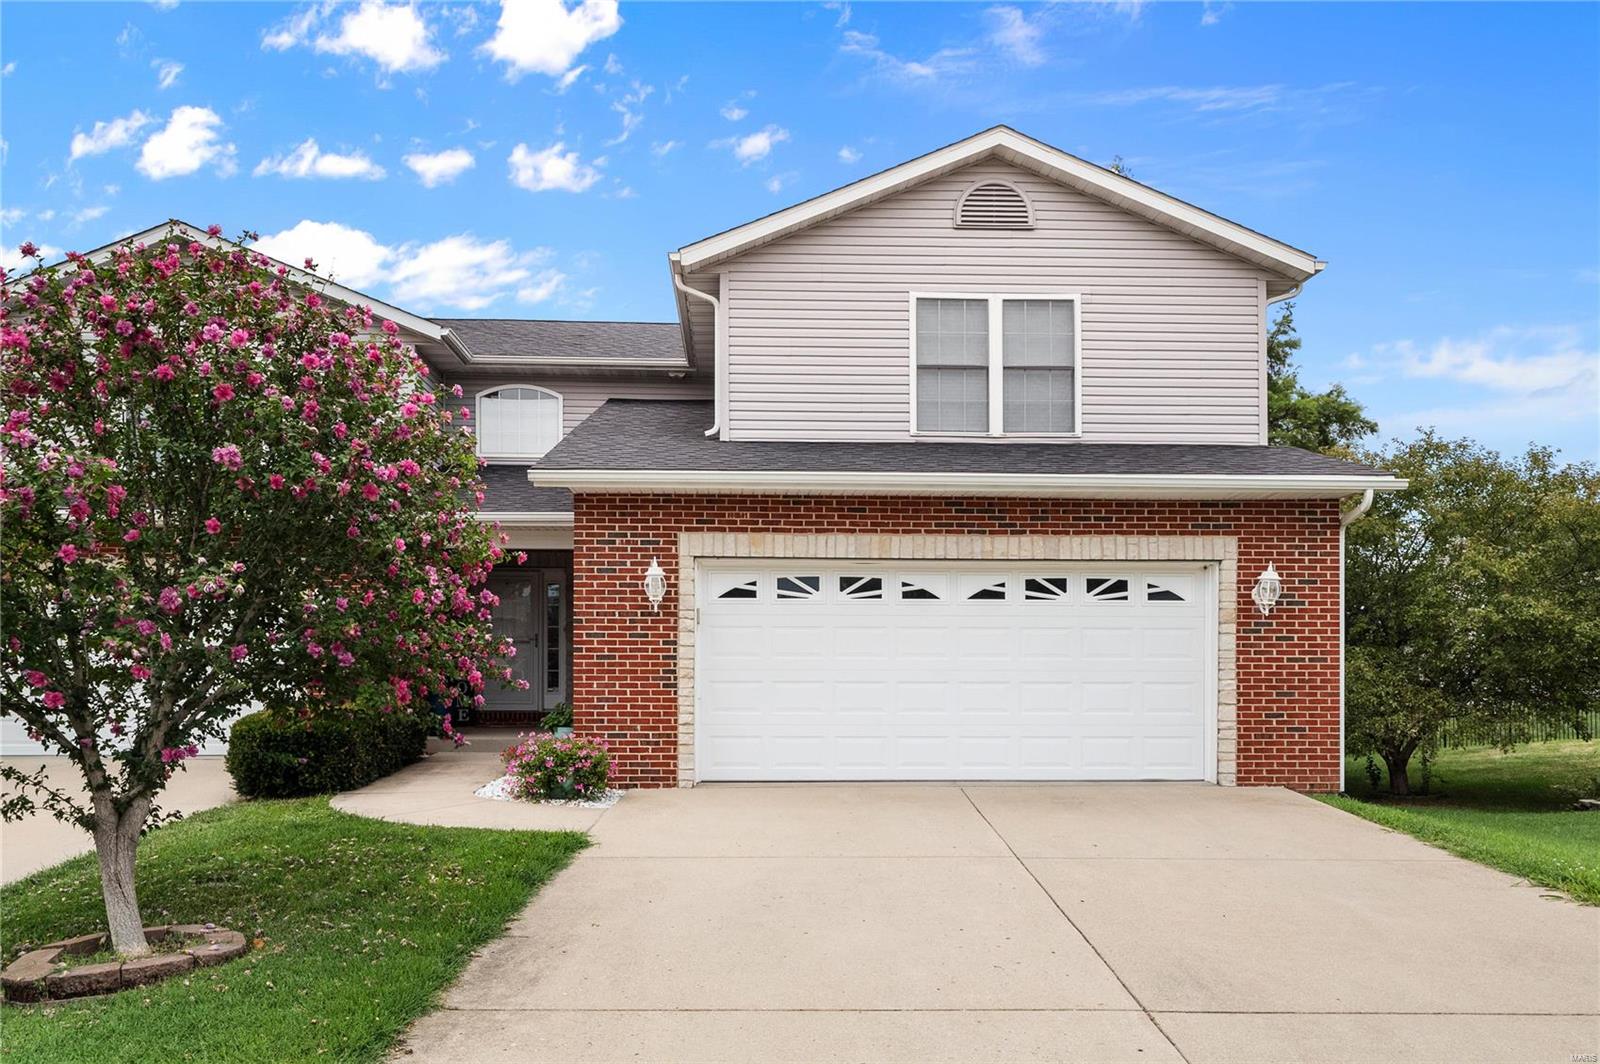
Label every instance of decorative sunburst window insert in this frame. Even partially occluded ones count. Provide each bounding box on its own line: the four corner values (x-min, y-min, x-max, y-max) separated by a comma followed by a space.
1085, 577, 1130, 602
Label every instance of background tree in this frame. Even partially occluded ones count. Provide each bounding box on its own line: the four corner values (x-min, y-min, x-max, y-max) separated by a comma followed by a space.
1267, 301, 1377, 452
0, 229, 519, 954
1345, 433, 1600, 793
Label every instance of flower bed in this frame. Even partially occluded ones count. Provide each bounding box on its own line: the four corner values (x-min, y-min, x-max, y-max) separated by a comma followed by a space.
1, 924, 245, 1004
496, 732, 616, 803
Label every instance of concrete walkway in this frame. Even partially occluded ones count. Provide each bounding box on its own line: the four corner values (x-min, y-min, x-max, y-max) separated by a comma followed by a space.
378, 780, 1600, 1064
332, 745, 606, 832
0, 757, 236, 884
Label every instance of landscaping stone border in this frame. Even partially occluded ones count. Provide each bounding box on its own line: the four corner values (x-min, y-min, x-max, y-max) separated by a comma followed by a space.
1, 924, 246, 1003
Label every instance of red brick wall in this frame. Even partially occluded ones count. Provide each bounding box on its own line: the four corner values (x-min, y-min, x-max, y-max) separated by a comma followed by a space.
572, 495, 1343, 791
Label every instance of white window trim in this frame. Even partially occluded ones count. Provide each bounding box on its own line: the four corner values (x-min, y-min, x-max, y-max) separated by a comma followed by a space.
908, 292, 1083, 439
474, 384, 565, 462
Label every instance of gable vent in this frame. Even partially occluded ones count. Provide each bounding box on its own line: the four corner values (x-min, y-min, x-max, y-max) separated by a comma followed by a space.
953, 181, 1034, 229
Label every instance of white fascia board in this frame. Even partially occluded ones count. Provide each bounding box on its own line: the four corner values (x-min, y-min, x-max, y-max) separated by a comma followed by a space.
676, 127, 1320, 281
70, 220, 450, 344
472, 511, 575, 526
531, 468, 1408, 499
456, 356, 693, 371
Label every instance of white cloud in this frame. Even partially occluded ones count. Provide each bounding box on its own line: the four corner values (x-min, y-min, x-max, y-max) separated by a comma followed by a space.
388, 234, 548, 310
69, 110, 153, 161
152, 58, 183, 89
404, 147, 475, 187
764, 175, 785, 194
837, 145, 861, 164
554, 63, 587, 92
2, 61, 16, 77
71, 206, 110, 224
1200, 1, 1232, 25
985, 6, 1045, 65
718, 124, 788, 165
839, 29, 974, 82
822, 1, 851, 27
264, 1, 445, 76
135, 106, 236, 179
2, 244, 63, 272
607, 81, 652, 145
517, 269, 566, 304
0, 207, 25, 226
507, 141, 600, 192
603, 52, 622, 75
1361, 324, 1600, 454
1083, 82, 1376, 126
253, 220, 394, 287
481, 0, 621, 82
1380, 326, 1597, 395
262, 7, 319, 51
254, 138, 386, 180
651, 139, 680, 157
720, 102, 748, 121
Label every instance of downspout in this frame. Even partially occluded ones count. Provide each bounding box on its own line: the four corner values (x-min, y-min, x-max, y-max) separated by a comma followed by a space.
672, 270, 723, 438
1265, 282, 1303, 307
1336, 487, 1376, 791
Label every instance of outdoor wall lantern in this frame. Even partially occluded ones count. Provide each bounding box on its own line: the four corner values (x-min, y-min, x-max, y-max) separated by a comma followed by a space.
1252, 562, 1283, 616
644, 557, 668, 612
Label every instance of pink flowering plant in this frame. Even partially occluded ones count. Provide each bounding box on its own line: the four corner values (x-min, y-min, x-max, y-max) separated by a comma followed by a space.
501, 733, 614, 802
0, 228, 524, 954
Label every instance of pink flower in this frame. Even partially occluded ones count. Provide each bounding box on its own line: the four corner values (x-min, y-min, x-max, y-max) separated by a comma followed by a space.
57, 543, 79, 564
211, 383, 235, 403
229, 644, 248, 661
123, 529, 142, 543
24, 670, 48, 688
228, 328, 249, 347
158, 586, 182, 614
268, 474, 285, 490
211, 444, 242, 470
204, 517, 222, 535
152, 363, 176, 382
130, 663, 152, 681
42, 691, 66, 709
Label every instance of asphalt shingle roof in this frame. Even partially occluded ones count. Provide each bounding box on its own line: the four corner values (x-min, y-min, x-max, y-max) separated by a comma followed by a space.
433, 318, 685, 362
477, 464, 572, 514
536, 400, 1392, 478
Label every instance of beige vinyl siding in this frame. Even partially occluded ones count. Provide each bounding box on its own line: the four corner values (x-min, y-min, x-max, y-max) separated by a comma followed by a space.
718, 159, 1276, 444
441, 373, 712, 440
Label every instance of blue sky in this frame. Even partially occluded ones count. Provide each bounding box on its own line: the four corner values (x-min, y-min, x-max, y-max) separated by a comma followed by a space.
2, 1, 1596, 459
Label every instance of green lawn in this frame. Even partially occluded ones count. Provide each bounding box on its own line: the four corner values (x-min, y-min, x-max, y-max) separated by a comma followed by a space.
1319, 740, 1600, 905
1, 799, 585, 1063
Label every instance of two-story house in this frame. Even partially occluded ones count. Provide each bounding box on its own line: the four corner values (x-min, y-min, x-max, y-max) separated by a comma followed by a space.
26, 127, 1402, 791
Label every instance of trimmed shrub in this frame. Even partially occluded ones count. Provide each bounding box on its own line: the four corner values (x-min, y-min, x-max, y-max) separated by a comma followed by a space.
226, 708, 430, 799
502, 732, 613, 801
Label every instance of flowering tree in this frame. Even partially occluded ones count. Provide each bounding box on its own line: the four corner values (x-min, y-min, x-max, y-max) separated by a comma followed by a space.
1, 228, 519, 954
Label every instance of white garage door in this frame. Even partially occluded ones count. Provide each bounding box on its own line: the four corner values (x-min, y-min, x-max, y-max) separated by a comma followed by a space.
696, 563, 1214, 782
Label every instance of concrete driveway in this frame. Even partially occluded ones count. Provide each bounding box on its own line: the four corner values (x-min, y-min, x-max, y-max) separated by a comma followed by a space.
0, 757, 235, 884
397, 783, 1600, 1063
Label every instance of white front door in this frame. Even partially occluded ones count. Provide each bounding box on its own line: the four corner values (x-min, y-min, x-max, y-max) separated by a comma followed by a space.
695, 562, 1214, 782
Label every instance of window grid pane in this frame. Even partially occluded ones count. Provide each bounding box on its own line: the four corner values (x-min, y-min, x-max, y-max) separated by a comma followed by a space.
916, 298, 989, 432
480, 389, 561, 457
1001, 299, 1075, 434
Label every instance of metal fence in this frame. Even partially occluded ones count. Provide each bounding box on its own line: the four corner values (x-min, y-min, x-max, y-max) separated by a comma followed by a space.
1436, 710, 1600, 750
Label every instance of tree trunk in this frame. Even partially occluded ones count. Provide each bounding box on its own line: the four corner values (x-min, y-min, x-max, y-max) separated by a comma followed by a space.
1382, 749, 1414, 796
91, 795, 152, 956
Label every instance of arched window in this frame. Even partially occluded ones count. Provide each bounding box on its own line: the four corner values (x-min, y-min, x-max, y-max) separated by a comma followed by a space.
476, 386, 563, 459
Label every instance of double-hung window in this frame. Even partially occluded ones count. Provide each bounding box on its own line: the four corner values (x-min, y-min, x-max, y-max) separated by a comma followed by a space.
912, 294, 1079, 436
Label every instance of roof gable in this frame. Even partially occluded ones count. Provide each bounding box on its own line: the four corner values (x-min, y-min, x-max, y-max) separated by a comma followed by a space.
672, 126, 1322, 283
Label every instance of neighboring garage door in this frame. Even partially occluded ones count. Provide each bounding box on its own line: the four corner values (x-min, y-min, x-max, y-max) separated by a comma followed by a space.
695, 563, 1214, 782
